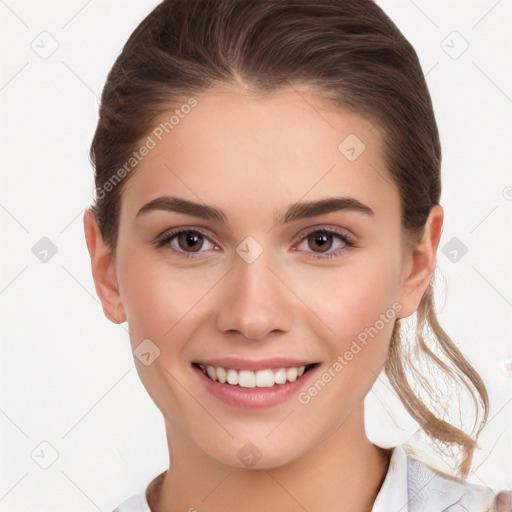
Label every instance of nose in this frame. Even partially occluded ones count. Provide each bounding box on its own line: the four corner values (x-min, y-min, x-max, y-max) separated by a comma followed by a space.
215, 250, 294, 341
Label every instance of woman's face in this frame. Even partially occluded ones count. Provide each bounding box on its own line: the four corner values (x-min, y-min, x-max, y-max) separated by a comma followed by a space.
86, 88, 439, 469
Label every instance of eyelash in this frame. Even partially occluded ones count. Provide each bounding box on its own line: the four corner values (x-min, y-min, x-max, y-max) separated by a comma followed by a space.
153, 226, 357, 260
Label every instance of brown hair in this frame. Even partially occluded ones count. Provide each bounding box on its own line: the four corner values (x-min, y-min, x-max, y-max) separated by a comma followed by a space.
88, 0, 488, 478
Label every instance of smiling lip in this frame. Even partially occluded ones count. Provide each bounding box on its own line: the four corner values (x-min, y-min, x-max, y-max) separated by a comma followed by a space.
191, 358, 320, 409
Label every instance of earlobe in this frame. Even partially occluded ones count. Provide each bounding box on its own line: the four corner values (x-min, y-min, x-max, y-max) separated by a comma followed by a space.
396, 204, 444, 319
83, 209, 127, 324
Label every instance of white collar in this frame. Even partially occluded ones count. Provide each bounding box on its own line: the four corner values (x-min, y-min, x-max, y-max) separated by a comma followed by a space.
371, 445, 409, 512
371, 445, 495, 512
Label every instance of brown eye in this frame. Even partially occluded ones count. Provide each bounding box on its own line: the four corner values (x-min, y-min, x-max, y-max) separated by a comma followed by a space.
307, 231, 334, 253
155, 228, 217, 257
294, 227, 355, 260
176, 230, 204, 252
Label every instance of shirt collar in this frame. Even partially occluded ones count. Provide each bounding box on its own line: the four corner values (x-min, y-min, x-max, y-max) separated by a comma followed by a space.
371, 445, 409, 512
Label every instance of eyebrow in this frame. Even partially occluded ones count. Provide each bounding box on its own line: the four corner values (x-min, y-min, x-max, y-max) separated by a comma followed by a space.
135, 195, 374, 226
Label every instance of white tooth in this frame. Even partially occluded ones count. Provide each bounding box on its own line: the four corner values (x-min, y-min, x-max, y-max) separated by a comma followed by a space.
216, 366, 227, 383
297, 365, 306, 377
227, 369, 239, 385
206, 365, 217, 381
274, 368, 287, 385
199, 364, 206, 372
287, 367, 298, 382
238, 370, 256, 388
255, 369, 275, 388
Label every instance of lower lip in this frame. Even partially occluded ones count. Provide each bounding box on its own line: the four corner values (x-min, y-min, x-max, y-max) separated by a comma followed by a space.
192, 365, 319, 409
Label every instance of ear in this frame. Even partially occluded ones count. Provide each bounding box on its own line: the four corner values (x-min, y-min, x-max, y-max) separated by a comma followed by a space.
83, 209, 127, 324
396, 204, 444, 319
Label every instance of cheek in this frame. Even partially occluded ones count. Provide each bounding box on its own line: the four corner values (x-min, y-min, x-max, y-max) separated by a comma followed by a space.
292, 258, 401, 425
293, 252, 401, 346
117, 251, 216, 347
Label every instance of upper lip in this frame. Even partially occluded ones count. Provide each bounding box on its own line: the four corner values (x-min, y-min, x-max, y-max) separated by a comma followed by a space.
193, 357, 318, 371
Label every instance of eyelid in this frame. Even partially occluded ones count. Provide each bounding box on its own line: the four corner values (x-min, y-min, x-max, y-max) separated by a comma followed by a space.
292, 224, 356, 246
154, 225, 216, 243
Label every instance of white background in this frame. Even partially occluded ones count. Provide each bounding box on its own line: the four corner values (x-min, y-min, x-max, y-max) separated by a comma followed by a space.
1, 1, 511, 510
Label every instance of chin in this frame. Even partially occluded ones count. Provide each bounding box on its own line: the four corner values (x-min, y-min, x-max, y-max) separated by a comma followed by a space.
201, 434, 307, 470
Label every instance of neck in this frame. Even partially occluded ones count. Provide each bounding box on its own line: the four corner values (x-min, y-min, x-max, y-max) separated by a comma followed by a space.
150, 406, 391, 512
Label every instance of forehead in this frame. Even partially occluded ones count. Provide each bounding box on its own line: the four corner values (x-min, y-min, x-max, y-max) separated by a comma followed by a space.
120, 88, 400, 225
